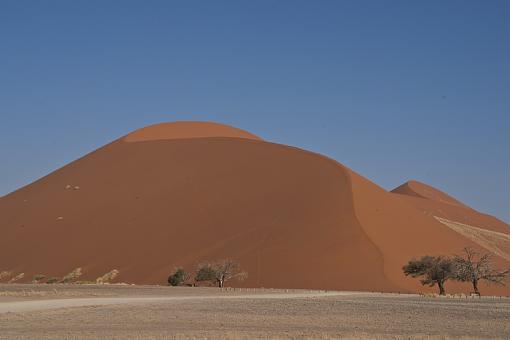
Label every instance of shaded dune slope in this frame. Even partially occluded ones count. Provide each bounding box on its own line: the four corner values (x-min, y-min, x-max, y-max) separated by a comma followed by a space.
0, 122, 509, 294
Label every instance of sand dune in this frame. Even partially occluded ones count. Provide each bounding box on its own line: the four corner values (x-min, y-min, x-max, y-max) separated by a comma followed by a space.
391, 180, 509, 234
0, 122, 509, 294
434, 217, 510, 261
392, 180, 469, 208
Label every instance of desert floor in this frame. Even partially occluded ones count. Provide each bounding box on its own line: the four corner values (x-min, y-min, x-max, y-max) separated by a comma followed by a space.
1, 284, 509, 339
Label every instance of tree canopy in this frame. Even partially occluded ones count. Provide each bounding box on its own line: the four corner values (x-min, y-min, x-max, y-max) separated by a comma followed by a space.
195, 260, 247, 287
403, 255, 455, 295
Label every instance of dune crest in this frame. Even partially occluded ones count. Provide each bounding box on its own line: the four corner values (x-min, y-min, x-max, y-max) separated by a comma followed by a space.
391, 180, 468, 208
124, 121, 262, 142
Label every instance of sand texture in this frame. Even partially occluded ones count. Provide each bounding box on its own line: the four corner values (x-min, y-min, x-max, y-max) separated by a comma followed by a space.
1, 122, 509, 295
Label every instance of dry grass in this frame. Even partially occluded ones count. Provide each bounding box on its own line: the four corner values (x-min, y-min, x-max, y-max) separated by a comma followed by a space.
96, 269, 120, 284
0, 271, 12, 282
32, 274, 46, 284
60, 268, 82, 283
7, 273, 24, 284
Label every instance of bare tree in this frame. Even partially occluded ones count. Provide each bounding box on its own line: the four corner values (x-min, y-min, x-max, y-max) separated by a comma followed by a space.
195, 260, 247, 288
213, 259, 247, 288
453, 247, 509, 296
403, 256, 455, 295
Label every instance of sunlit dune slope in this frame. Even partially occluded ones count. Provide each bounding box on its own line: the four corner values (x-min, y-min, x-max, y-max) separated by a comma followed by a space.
392, 180, 468, 208
391, 180, 509, 234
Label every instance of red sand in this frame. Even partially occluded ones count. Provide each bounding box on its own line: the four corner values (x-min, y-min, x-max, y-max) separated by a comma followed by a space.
123, 121, 261, 142
392, 180, 468, 208
0, 122, 508, 294
391, 180, 509, 234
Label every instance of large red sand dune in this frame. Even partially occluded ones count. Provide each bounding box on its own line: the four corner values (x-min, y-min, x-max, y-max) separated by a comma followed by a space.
1, 122, 509, 294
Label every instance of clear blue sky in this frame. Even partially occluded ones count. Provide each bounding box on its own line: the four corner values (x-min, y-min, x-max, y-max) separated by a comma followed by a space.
1, 1, 509, 222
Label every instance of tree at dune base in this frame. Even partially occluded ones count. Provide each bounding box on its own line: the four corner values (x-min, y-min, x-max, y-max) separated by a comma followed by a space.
195, 260, 247, 288
453, 247, 509, 296
168, 268, 190, 286
403, 255, 455, 295
404, 249, 510, 296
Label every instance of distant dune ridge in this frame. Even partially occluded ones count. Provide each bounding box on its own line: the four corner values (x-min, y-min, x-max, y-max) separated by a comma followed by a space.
1, 121, 509, 294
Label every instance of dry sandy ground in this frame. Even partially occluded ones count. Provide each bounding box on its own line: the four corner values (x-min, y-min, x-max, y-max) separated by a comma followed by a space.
1, 284, 509, 339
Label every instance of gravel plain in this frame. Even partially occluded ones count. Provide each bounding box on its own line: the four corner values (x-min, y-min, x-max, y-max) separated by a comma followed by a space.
1, 284, 509, 339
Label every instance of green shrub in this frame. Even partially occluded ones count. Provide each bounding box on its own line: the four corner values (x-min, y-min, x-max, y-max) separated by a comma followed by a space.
168, 268, 189, 286
32, 274, 46, 283
195, 264, 217, 283
46, 277, 60, 284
